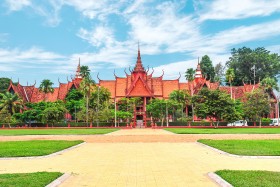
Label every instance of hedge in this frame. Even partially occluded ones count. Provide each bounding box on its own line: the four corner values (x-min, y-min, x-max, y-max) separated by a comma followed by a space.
0, 121, 271, 128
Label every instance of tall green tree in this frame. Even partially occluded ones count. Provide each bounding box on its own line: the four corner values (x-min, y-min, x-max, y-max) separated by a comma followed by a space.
169, 89, 190, 120
214, 62, 225, 83
65, 89, 84, 121
0, 92, 23, 114
200, 55, 215, 81
146, 99, 175, 126
226, 68, 235, 99
79, 76, 95, 126
39, 79, 54, 101
0, 78, 14, 93
185, 68, 195, 82
80, 65, 91, 79
42, 106, 67, 127
226, 47, 280, 85
192, 89, 241, 127
243, 89, 270, 127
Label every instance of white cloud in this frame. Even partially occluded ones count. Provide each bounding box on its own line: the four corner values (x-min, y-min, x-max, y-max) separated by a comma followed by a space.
197, 0, 280, 21
64, 0, 126, 20
0, 47, 65, 65
190, 19, 280, 56
77, 26, 115, 48
5, 0, 31, 11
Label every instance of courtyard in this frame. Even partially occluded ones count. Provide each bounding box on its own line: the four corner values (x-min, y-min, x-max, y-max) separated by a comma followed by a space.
1, 128, 280, 186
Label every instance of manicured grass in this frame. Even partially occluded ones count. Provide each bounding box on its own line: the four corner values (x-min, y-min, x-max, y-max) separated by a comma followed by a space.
0, 140, 83, 157
0, 128, 119, 136
0, 172, 63, 187
165, 128, 280, 134
198, 139, 280, 156
216, 170, 280, 187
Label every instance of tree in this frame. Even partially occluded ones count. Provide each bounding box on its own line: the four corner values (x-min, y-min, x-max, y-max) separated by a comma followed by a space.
0, 92, 23, 114
42, 106, 67, 127
200, 55, 215, 81
260, 77, 279, 92
192, 89, 241, 127
65, 89, 84, 121
243, 89, 270, 127
226, 68, 235, 99
0, 78, 15, 93
226, 47, 280, 86
79, 76, 95, 126
214, 62, 225, 83
39, 79, 54, 101
169, 90, 190, 120
185, 68, 195, 82
80, 65, 91, 79
146, 99, 175, 126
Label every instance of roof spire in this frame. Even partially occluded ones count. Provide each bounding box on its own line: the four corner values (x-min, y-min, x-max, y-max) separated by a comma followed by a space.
75, 58, 82, 79
133, 42, 145, 72
195, 57, 202, 79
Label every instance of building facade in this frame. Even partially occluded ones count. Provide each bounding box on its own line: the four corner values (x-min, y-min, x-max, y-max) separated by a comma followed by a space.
8, 48, 278, 125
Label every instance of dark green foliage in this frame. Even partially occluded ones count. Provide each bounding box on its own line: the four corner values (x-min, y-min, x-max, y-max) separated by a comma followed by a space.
216, 170, 280, 187
0, 92, 23, 114
226, 47, 280, 86
39, 79, 54, 95
192, 89, 241, 126
0, 172, 63, 187
185, 68, 195, 81
243, 89, 270, 124
0, 78, 14, 93
200, 55, 215, 81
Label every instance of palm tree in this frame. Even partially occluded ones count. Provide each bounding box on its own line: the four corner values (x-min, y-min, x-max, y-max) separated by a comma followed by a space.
169, 90, 190, 120
261, 77, 279, 92
185, 68, 195, 82
80, 77, 95, 126
80, 65, 91, 79
226, 68, 235, 99
0, 92, 23, 114
39, 79, 54, 101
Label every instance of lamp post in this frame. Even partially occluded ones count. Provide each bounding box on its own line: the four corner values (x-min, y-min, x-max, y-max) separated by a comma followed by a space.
97, 85, 100, 127
75, 105, 77, 123
114, 98, 117, 127
277, 96, 279, 125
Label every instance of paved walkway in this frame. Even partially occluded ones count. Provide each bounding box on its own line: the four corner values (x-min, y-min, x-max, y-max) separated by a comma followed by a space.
0, 129, 280, 186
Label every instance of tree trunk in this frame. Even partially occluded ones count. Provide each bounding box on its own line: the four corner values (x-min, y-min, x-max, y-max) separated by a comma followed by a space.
259, 118, 262, 128
86, 95, 89, 127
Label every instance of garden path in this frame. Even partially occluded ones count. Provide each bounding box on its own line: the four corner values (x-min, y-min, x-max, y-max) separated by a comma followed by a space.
0, 129, 280, 186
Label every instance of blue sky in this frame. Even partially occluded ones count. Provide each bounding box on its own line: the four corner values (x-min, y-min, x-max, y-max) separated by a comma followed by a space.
0, 0, 280, 86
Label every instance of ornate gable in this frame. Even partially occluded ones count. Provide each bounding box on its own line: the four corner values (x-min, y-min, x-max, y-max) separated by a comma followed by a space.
127, 77, 153, 97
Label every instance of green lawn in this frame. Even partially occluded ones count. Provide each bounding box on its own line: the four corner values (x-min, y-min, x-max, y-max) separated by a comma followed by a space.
0, 128, 119, 136
198, 139, 280, 156
165, 128, 280, 134
216, 170, 280, 187
0, 172, 63, 187
0, 140, 83, 157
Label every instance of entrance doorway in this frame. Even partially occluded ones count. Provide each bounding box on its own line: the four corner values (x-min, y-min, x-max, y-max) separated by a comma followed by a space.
136, 115, 143, 128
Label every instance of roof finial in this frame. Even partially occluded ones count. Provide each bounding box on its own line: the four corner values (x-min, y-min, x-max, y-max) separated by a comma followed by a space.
198, 57, 200, 65
133, 41, 145, 72
75, 58, 82, 79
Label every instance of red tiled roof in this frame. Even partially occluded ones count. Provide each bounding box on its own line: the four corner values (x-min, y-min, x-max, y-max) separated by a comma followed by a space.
162, 80, 179, 98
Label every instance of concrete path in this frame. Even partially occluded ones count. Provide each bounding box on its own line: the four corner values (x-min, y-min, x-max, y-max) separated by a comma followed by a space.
0, 129, 280, 187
